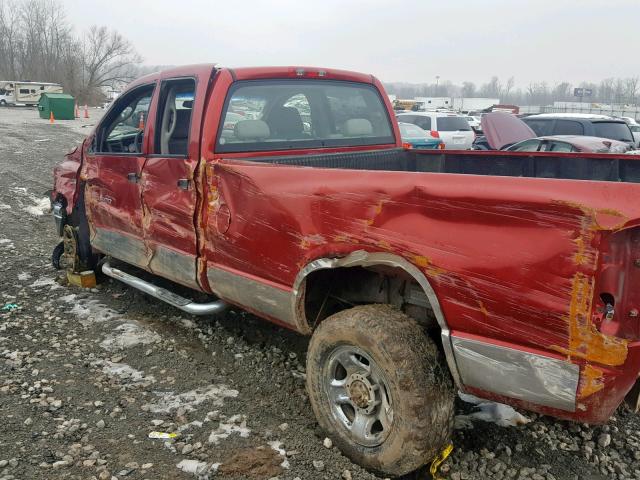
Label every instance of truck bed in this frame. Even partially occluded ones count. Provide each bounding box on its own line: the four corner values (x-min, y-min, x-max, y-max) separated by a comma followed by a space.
242, 147, 640, 183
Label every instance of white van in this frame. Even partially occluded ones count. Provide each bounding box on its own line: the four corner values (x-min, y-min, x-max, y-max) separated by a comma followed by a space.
396, 112, 475, 149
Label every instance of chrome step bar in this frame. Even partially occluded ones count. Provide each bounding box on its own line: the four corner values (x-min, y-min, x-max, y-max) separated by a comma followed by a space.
101, 262, 227, 315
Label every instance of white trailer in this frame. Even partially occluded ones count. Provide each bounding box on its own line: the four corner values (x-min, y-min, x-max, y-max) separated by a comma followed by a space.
452, 97, 500, 113
0, 81, 63, 106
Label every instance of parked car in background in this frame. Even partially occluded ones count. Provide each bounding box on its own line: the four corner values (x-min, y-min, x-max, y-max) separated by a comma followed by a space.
619, 116, 639, 125
506, 136, 630, 153
475, 112, 630, 153
628, 123, 640, 147
522, 113, 635, 148
396, 112, 474, 149
465, 115, 481, 131
398, 122, 443, 149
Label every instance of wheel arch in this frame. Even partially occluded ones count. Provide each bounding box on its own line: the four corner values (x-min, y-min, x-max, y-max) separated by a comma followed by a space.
292, 250, 462, 388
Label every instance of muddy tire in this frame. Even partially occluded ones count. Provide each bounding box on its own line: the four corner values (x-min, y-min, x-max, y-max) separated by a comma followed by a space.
306, 304, 454, 478
52, 241, 64, 270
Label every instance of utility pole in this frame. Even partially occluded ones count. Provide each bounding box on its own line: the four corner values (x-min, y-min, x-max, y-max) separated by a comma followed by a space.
435, 75, 440, 97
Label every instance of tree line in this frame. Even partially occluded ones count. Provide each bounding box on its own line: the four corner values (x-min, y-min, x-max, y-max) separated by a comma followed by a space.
0, 0, 142, 104
385, 75, 640, 107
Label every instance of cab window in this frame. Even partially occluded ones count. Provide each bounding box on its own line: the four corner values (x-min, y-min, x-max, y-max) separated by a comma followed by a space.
96, 85, 154, 154
154, 78, 196, 156
217, 79, 394, 153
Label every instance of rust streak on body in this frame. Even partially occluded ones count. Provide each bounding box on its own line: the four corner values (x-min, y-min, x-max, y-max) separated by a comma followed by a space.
578, 364, 605, 399
551, 272, 628, 367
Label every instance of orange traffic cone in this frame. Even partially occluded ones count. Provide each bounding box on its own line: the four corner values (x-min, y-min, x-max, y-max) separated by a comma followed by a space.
138, 112, 144, 130
49, 111, 55, 124
84, 104, 89, 119
74, 103, 79, 118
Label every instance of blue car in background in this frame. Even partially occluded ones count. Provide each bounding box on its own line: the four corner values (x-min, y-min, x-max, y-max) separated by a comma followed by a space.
398, 122, 443, 149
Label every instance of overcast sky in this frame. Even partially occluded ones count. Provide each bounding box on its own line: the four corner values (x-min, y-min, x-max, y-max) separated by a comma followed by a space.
62, 0, 637, 87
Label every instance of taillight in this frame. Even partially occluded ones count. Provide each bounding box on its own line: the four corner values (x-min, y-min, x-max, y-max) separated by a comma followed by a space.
402, 142, 413, 150
438, 142, 446, 150
430, 130, 440, 138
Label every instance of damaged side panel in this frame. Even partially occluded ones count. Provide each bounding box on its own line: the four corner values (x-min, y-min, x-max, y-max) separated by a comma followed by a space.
203, 160, 640, 423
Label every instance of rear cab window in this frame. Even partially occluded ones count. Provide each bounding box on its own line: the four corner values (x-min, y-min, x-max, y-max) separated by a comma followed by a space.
216, 80, 394, 153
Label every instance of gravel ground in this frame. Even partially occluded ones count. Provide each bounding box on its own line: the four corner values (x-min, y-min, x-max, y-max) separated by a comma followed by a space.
0, 106, 639, 480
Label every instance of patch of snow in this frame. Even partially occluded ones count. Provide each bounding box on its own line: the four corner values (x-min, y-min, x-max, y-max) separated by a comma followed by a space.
25, 197, 50, 216
0, 238, 15, 249
455, 392, 531, 428
268, 441, 290, 469
96, 360, 155, 385
180, 318, 197, 329
144, 384, 239, 415
64, 299, 120, 325
29, 276, 61, 290
176, 459, 220, 478
0, 204, 10, 210
100, 322, 161, 351
208, 414, 250, 444
9, 187, 50, 216
17, 272, 31, 281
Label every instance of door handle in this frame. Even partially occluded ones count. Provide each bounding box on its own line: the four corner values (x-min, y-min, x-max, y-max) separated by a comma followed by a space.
127, 172, 139, 183
177, 179, 190, 190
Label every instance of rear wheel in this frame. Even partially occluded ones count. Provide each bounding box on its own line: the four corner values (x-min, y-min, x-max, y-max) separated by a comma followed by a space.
306, 304, 454, 477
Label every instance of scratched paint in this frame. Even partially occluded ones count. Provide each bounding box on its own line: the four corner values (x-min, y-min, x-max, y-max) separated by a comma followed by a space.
202, 158, 640, 424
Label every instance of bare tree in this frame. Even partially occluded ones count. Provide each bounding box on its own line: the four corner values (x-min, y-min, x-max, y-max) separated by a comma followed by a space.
480, 76, 501, 98
79, 25, 141, 102
551, 82, 572, 102
0, 0, 24, 79
0, 0, 141, 104
461, 81, 476, 98
503, 77, 515, 102
624, 77, 639, 104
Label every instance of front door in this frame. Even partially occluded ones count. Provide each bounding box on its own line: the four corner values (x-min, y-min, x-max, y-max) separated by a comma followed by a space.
83, 83, 155, 268
139, 68, 212, 289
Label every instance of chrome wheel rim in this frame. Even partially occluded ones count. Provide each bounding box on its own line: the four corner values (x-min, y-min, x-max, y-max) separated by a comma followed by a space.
324, 345, 394, 447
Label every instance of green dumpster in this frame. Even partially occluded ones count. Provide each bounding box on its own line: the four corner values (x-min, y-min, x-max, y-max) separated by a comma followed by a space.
38, 93, 75, 120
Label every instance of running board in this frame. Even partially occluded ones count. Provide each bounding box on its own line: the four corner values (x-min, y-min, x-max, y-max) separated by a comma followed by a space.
101, 262, 228, 315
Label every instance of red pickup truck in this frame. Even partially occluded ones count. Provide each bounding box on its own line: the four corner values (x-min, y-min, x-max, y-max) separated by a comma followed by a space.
51, 64, 640, 477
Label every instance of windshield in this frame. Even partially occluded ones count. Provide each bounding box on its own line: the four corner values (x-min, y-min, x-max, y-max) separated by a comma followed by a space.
593, 122, 633, 142
437, 116, 472, 131
217, 80, 394, 153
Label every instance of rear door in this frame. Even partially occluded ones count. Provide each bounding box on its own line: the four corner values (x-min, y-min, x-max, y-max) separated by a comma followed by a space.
139, 67, 214, 289
83, 83, 156, 268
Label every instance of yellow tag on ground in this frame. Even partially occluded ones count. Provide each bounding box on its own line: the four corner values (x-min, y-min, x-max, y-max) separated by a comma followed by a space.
430, 443, 454, 479
148, 431, 179, 439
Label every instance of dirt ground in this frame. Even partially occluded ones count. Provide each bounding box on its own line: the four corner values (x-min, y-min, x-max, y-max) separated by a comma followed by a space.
0, 106, 639, 480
